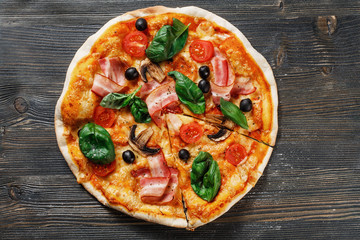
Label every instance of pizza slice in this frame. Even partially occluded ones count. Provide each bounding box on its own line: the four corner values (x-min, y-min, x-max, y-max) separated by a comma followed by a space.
165, 113, 271, 228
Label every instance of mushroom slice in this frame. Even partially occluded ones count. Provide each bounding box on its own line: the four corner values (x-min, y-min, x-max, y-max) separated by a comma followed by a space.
207, 128, 232, 142
129, 125, 160, 156
205, 114, 235, 130
140, 59, 166, 83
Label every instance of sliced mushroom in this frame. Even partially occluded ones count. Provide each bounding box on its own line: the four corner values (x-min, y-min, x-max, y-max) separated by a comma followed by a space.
140, 58, 166, 83
205, 114, 235, 130
207, 128, 232, 142
129, 125, 160, 157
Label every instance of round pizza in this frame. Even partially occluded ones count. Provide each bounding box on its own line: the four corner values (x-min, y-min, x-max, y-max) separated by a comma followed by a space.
54, 6, 278, 229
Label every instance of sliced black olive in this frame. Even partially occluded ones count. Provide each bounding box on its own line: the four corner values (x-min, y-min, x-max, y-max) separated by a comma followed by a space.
240, 98, 252, 112
125, 67, 139, 80
199, 66, 210, 79
198, 79, 210, 93
135, 18, 148, 31
122, 150, 135, 164
178, 149, 190, 162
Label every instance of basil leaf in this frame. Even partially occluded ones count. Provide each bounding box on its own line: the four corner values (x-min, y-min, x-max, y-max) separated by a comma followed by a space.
146, 18, 189, 62
100, 86, 141, 109
168, 71, 205, 114
130, 96, 151, 123
190, 151, 221, 202
79, 123, 115, 164
220, 98, 249, 129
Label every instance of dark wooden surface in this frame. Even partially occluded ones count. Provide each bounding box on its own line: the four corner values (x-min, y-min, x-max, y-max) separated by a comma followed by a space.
1, 1, 360, 239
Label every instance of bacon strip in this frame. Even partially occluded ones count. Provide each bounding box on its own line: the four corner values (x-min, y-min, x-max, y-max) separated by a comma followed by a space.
145, 81, 179, 126
210, 48, 235, 105
166, 113, 183, 134
139, 177, 170, 198
231, 77, 256, 96
91, 73, 123, 97
139, 79, 162, 99
147, 152, 170, 178
98, 57, 126, 86
131, 168, 151, 178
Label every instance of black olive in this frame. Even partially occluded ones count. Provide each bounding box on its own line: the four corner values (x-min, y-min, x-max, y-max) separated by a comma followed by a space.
122, 150, 135, 164
240, 98, 252, 112
135, 18, 148, 31
178, 149, 190, 162
125, 67, 139, 80
199, 66, 210, 79
198, 79, 210, 93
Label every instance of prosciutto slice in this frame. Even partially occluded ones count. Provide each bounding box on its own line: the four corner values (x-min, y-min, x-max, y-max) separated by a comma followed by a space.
91, 73, 123, 97
210, 48, 235, 105
141, 168, 179, 204
231, 77, 256, 96
98, 57, 126, 86
145, 81, 179, 126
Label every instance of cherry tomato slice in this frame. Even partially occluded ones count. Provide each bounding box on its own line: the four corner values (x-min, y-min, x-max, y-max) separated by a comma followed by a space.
225, 143, 248, 166
93, 106, 115, 128
122, 31, 148, 57
90, 159, 116, 177
179, 122, 204, 144
189, 40, 214, 63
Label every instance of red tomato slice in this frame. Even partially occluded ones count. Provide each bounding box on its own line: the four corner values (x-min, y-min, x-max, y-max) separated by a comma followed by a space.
225, 143, 248, 166
179, 122, 204, 144
90, 160, 116, 177
93, 106, 115, 128
122, 31, 148, 57
189, 40, 214, 63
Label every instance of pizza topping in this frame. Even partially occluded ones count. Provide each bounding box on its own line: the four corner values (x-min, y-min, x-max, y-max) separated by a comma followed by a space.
240, 98, 253, 112
139, 79, 162, 98
145, 81, 179, 126
231, 77, 256, 97
89, 160, 116, 177
93, 106, 115, 128
168, 71, 205, 114
91, 73, 123, 97
98, 57, 127, 86
207, 128, 232, 142
179, 122, 204, 144
220, 98, 248, 130
210, 48, 235, 105
128, 125, 160, 157
189, 40, 214, 63
135, 18, 148, 31
79, 123, 115, 164
122, 150, 135, 164
140, 177, 170, 197
225, 143, 248, 166
140, 58, 166, 83
125, 67, 139, 81
166, 113, 183, 134
178, 149, 190, 162
131, 168, 151, 178
199, 65, 210, 79
198, 79, 210, 93
122, 31, 148, 57
100, 86, 151, 123
147, 151, 171, 178
190, 151, 221, 202
146, 18, 189, 62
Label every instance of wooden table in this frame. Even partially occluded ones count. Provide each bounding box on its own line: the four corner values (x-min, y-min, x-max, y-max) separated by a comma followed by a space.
1, 1, 359, 239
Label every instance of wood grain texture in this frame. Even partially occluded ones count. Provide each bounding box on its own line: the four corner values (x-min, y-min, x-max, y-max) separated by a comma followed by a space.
0, 0, 359, 239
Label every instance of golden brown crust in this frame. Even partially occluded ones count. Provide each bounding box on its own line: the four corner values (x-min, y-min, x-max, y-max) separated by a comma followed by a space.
55, 6, 278, 229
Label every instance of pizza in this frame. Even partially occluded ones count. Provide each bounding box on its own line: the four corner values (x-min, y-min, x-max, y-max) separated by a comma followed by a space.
54, 6, 278, 229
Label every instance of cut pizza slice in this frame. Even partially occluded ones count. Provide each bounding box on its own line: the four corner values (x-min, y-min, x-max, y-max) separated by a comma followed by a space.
165, 113, 272, 229
59, 104, 187, 228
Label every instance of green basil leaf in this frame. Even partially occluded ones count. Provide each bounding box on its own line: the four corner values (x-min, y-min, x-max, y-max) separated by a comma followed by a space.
146, 18, 189, 62
79, 123, 115, 164
168, 71, 205, 114
100, 86, 141, 109
130, 96, 152, 123
190, 151, 221, 202
220, 98, 249, 129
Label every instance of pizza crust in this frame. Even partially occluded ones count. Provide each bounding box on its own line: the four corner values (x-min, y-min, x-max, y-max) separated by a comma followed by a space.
55, 6, 278, 229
